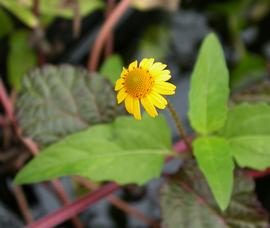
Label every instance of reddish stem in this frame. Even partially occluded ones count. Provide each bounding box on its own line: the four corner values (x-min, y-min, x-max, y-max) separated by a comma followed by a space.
32, 0, 47, 66
13, 185, 33, 224
24, 140, 191, 228
27, 183, 119, 228
173, 138, 192, 153
72, 0, 81, 39
104, 0, 116, 57
173, 137, 270, 179
0, 79, 15, 124
74, 177, 159, 227
0, 79, 82, 227
50, 180, 83, 228
246, 168, 270, 179
0, 115, 8, 126
87, 0, 132, 71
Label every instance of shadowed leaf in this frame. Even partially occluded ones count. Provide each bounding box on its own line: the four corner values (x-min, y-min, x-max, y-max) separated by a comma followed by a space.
16, 65, 118, 146
0, 8, 13, 38
160, 160, 268, 228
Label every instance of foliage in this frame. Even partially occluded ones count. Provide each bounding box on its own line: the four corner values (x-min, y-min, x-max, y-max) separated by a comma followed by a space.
220, 103, 270, 170
160, 160, 269, 228
36, 0, 104, 18
15, 115, 171, 185
8, 30, 36, 91
16, 65, 117, 146
188, 33, 270, 211
12, 28, 270, 222
193, 137, 234, 211
0, 0, 103, 28
0, 8, 13, 38
100, 54, 123, 84
188, 33, 229, 135
0, 0, 38, 27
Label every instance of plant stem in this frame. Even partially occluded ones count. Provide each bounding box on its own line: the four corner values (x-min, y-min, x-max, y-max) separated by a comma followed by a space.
13, 186, 33, 224
87, 0, 132, 71
104, 0, 116, 57
32, 0, 40, 16
167, 101, 192, 152
0, 79, 82, 228
19, 141, 190, 227
27, 183, 119, 228
73, 177, 159, 227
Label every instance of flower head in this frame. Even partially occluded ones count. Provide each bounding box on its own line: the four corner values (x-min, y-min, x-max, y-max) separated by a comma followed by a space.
115, 58, 176, 120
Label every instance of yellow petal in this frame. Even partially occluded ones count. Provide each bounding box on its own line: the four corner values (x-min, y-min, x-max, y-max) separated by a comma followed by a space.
140, 58, 154, 69
152, 86, 175, 95
139, 58, 148, 68
133, 98, 141, 120
115, 79, 124, 91
155, 81, 176, 91
120, 67, 128, 78
117, 89, 127, 104
148, 92, 167, 109
125, 95, 133, 114
141, 96, 158, 117
128, 60, 138, 71
155, 70, 171, 82
150, 62, 167, 72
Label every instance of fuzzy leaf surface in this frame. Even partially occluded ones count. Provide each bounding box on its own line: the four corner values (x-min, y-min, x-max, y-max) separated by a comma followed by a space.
160, 160, 268, 228
16, 65, 117, 146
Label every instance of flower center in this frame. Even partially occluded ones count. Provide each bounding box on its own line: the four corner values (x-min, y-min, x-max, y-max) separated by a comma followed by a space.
125, 68, 154, 98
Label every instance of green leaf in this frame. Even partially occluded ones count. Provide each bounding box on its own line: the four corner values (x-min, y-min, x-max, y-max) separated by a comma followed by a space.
0, 8, 13, 38
221, 103, 270, 170
231, 53, 266, 89
15, 115, 171, 185
16, 65, 118, 147
193, 136, 234, 211
160, 160, 268, 228
188, 33, 229, 135
0, 0, 38, 28
8, 30, 36, 91
38, 0, 104, 18
0, 0, 103, 27
100, 54, 123, 84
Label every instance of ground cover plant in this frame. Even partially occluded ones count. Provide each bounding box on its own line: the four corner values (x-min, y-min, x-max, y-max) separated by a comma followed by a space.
0, 0, 270, 227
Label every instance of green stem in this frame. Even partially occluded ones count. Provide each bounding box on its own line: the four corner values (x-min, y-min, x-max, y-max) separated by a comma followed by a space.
167, 101, 192, 151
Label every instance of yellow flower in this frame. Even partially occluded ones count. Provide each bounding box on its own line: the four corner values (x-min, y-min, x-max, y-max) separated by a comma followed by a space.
115, 58, 176, 120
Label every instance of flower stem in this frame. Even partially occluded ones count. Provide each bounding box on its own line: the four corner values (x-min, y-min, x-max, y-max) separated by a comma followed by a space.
167, 101, 192, 151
